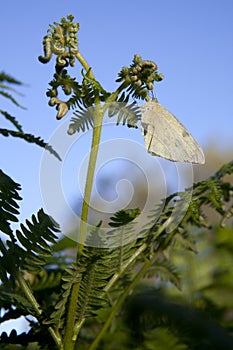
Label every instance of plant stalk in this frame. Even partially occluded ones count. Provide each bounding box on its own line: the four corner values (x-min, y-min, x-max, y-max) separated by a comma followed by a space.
17, 272, 62, 348
63, 52, 129, 350
63, 108, 103, 349
63, 53, 105, 350
88, 257, 155, 350
78, 103, 103, 254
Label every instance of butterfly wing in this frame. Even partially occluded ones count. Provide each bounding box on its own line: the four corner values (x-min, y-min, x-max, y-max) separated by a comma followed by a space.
141, 99, 205, 164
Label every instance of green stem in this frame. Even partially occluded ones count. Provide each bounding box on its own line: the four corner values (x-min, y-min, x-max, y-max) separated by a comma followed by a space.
76, 52, 96, 79
15, 271, 42, 315
63, 282, 81, 349
78, 103, 103, 254
88, 257, 155, 350
16, 272, 62, 348
63, 116, 103, 348
63, 53, 104, 350
63, 52, 130, 350
104, 243, 147, 292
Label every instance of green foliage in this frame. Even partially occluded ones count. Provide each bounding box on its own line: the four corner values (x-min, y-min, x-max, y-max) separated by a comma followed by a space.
0, 128, 61, 160
0, 72, 61, 160
1, 161, 233, 348
116, 54, 164, 100
106, 101, 141, 128
0, 169, 21, 239
68, 104, 94, 134
108, 208, 141, 227
0, 71, 25, 109
38, 14, 79, 67
1, 13, 233, 350
38, 15, 162, 130
0, 170, 59, 277
124, 290, 233, 350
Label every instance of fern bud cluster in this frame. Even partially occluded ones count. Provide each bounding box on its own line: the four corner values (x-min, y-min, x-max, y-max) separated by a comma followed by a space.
38, 14, 79, 69
38, 17, 164, 120
44, 68, 83, 120
117, 54, 164, 100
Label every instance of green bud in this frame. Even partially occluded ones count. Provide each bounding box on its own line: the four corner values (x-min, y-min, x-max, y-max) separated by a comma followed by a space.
56, 102, 69, 120
134, 80, 142, 87
131, 75, 138, 82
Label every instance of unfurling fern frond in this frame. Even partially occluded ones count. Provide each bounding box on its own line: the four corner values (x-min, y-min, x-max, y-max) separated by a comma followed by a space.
116, 54, 164, 101
47, 70, 83, 110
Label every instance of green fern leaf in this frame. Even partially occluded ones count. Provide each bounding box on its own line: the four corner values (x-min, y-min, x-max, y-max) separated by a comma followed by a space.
45, 264, 81, 329
107, 101, 140, 127
172, 228, 197, 253
30, 269, 63, 292
214, 160, 233, 179
0, 129, 61, 160
0, 110, 23, 131
109, 208, 141, 227
0, 170, 22, 237
0, 72, 25, 108
67, 105, 94, 134
0, 72, 23, 85
117, 91, 129, 103
146, 258, 181, 290
0, 328, 42, 347
47, 70, 83, 111
0, 289, 33, 314
0, 90, 25, 109
12, 209, 59, 273
81, 69, 110, 101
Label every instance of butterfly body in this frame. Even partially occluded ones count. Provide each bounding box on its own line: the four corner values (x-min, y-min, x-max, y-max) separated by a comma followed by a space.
141, 99, 205, 164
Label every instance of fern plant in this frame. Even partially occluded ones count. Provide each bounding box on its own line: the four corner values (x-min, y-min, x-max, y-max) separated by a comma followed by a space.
0, 72, 60, 160
0, 14, 233, 350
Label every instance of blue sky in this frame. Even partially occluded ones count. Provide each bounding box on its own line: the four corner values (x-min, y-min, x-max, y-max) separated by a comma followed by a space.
1, 0, 233, 226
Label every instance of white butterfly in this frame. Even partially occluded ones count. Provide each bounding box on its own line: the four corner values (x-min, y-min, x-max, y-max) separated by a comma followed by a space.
141, 99, 205, 164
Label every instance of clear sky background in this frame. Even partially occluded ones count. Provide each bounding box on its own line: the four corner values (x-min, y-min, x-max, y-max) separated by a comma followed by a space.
1, 0, 233, 227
